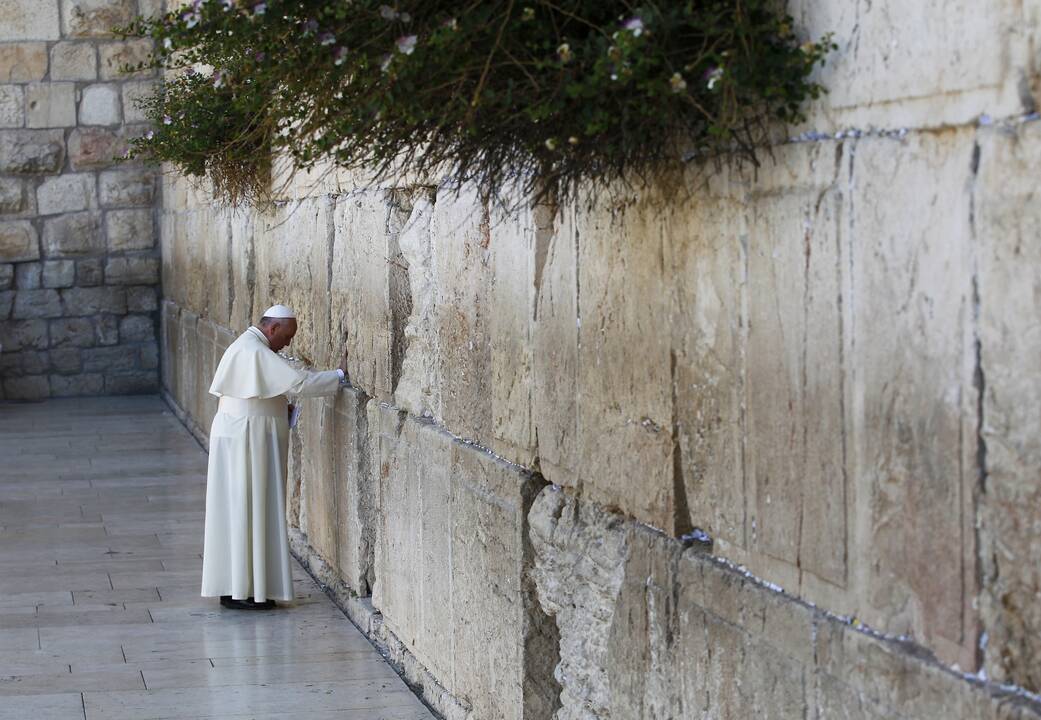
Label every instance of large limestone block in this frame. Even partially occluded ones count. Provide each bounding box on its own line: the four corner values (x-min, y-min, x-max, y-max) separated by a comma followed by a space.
252, 197, 332, 365
431, 183, 494, 446
373, 408, 455, 687
61, 0, 135, 38
487, 192, 546, 466
529, 487, 629, 720
193, 318, 218, 431
78, 83, 121, 126
575, 193, 674, 532
975, 122, 1041, 691
50, 41, 97, 81
667, 171, 747, 552
394, 196, 439, 418
25, 82, 77, 128
0, 85, 23, 128
744, 141, 848, 590
330, 189, 410, 401
99, 168, 155, 208
531, 203, 579, 486
98, 38, 153, 80
0, 177, 29, 214
0, 130, 65, 174
227, 207, 255, 329
331, 390, 376, 593
37, 173, 96, 215
0, 43, 48, 81
297, 394, 338, 568
67, 127, 125, 170
0, 220, 38, 262
847, 130, 979, 670
160, 301, 180, 408
791, 0, 1031, 129
0, 0, 61, 40
374, 407, 552, 719
176, 309, 198, 417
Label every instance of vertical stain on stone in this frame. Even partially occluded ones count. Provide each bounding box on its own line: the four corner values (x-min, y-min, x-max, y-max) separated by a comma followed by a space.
532, 200, 556, 322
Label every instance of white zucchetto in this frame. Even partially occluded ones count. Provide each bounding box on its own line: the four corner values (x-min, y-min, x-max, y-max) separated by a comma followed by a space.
261, 304, 295, 319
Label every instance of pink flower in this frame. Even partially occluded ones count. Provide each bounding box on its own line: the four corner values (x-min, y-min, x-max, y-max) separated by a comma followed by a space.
333, 46, 348, 65
622, 17, 644, 36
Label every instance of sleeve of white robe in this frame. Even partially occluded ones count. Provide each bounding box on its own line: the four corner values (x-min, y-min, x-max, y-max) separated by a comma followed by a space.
286, 368, 342, 398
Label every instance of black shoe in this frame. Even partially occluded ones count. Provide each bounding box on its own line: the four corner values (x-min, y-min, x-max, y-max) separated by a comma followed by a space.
220, 595, 276, 610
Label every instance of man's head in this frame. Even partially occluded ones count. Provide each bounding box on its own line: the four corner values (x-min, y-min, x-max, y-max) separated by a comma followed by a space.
257, 316, 297, 351
257, 304, 298, 351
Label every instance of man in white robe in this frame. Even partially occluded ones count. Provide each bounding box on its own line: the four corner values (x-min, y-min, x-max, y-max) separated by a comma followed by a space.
201, 304, 347, 610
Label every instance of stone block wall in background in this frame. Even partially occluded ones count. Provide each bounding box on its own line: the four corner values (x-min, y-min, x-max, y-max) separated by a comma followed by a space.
147, 0, 1041, 718
0, 0, 161, 400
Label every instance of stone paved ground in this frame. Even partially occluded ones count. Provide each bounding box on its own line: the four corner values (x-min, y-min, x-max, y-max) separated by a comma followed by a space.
0, 395, 433, 720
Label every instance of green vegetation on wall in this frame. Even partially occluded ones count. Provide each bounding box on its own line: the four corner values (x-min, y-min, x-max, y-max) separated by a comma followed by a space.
123, 0, 833, 205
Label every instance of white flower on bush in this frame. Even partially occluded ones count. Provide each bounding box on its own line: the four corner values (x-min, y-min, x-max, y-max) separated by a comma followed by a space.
396, 35, 417, 55
622, 17, 644, 36
557, 43, 572, 63
670, 72, 687, 93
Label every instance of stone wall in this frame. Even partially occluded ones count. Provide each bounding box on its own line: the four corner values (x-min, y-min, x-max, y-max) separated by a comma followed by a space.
0, 0, 161, 400
156, 1, 1041, 719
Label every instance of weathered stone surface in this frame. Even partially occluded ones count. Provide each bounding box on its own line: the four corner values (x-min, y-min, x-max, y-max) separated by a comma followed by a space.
430, 184, 494, 446
98, 38, 153, 80
791, 0, 1030, 131
78, 83, 121, 126
99, 168, 154, 207
68, 127, 124, 169
51, 347, 83, 375
49, 316, 95, 348
61, 0, 135, 38
25, 82, 77, 128
330, 189, 411, 402
373, 406, 552, 720
0, 349, 47, 376
3, 374, 49, 400
105, 208, 153, 250
0, 318, 47, 351
0, 263, 11, 290
94, 313, 117, 345
0, 177, 28, 215
104, 255, 158, 285
745, 141, 847, 588
76, 257, 103, 286
12, 288, 63, 319
847, 131, 978, 670
60, 285, 125, 315
37, 173, 96, 215
575, 193, 674, 532
120, 80, 156, 124
976, 123, 1041, 691
14, 260, 40, 288
0, 130, 65, 174
41, 259, 75, 288
50, 372, 103, 396
0, 84, 23, 127
0, 289, 13, 319
0, 220, 38, 262
0, 42, 48, 81
531, 202, 578, 486
0, 0, 60, 40
118, 314, 153, 343
393, 196, 438, 418
125, 285, 156, 312
82, 344, 137, 373
50, 41, 97, 81
104, 369, 157, 394
42, 212, 102, 257
487, 192, 544, 466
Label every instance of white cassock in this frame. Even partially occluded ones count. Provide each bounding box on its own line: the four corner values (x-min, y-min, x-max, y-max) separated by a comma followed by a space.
201, 325, 341, 602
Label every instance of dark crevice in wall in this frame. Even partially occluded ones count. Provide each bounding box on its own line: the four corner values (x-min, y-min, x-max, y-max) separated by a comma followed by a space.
387, 189, 415, 397
521, 472, 564, 720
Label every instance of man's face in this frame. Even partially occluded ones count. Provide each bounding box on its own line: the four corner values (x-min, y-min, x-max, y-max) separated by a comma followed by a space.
265, 319, 298, 352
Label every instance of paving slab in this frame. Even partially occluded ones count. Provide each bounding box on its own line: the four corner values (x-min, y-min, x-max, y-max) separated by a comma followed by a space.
0, 396, 433, 720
